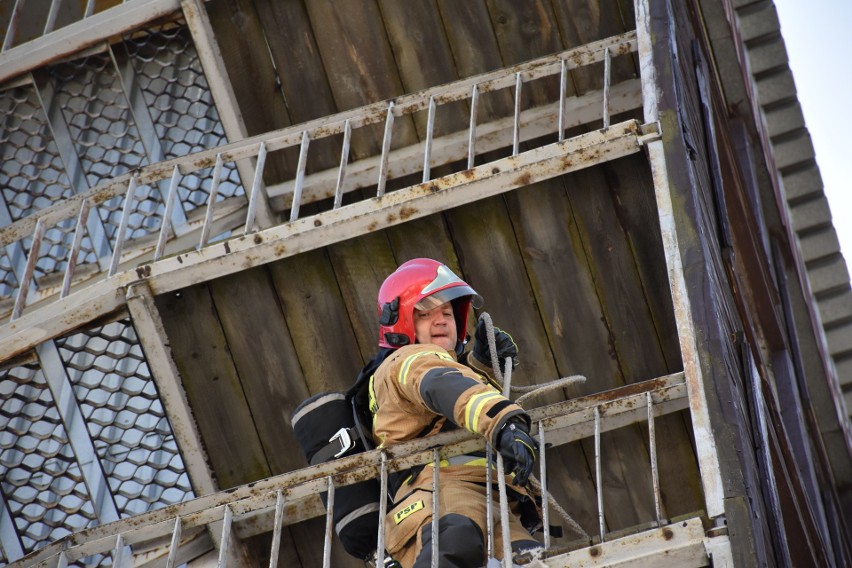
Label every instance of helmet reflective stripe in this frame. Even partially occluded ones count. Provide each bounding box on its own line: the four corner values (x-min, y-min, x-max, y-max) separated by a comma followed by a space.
420, 264, 466, 296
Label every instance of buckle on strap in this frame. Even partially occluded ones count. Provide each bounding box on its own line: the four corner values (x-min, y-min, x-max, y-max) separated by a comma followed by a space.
330, 427, 355, 458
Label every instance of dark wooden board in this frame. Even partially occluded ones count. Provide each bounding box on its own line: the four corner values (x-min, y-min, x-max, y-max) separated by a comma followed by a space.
267, 249, 365, 394
303, 0, 418, 160
207, 266, 310, 475
205, 0, 296, 181
155, 284, 270, 488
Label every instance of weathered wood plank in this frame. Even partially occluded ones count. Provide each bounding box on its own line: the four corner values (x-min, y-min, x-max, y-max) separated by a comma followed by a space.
205, 0, 296, 181
252, 0, 343, 182
551, 0, 637, 94
326, 233, 399, 360
303, 0, 418, 160
207, 266, 309, 475
267, 249, 365, 395
155, 284, 270, 488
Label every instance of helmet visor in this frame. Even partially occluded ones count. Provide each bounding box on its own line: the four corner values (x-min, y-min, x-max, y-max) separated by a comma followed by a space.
415, 285, 483, 311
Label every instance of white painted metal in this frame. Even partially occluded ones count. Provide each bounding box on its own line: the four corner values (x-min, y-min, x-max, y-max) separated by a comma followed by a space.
333, 120, 352, 210
431, 448, 439, 568
112, 534, 125, 568
181, 0, 274, 230
0, 32, 637, 248
36, 341, 121, 525
43, 0, 62, 34
633, 0, 726, 520
165, 517, 182, 568
125, 283, 218, 496
538, 421, 550, 551
244, 142, 268, 235
12, 375, 686, 567
512, 72, 522, 156
603, 47, 611, 129
216, 505, 232, 568
155, 166, 182, 261
542, 518, 710, 567
269, 80, 641, 209
290, 133, 311, 223
0, 492, 25, 562
268, 491, 285, 568
558, 59, 568, 142
199, 155, 225, 249
423, 96, 436, 183
322, 477, 334, 568
60, 199, 91, 299
11, 218, 45, 321
647, 392, 663, 525
0, 0, 181, 88
0, 119, 652, 361
2, 0, 25, 53
376, 452, 389, 568
467, 84, 479, 169
595, 406, 605, 542
108, 176, 139, 278
704, 535, 734, 567
377, 102, 395, 197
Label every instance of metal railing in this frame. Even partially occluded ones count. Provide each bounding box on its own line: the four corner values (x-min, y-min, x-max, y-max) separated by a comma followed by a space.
9, 372, 728, 568
0, 31, 651, 363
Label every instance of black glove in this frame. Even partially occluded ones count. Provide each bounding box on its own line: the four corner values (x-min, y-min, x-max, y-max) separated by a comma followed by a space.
496, 417, 536, 486
472, 319, 518, 373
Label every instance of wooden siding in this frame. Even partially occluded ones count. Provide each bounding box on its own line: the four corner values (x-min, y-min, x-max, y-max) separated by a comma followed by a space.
155, 0, 693, 563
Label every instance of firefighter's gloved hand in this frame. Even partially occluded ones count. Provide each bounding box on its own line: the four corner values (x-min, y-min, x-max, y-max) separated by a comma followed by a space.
497, 418, 536, 486
472, 319, 519, 373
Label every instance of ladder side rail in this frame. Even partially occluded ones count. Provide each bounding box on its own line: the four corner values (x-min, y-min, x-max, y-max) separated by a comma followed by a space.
9, 374, 686, 567
0, 30, 637, 250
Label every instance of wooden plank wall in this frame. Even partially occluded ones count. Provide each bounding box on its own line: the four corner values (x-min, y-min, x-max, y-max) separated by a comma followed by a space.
152, 0, 706, 564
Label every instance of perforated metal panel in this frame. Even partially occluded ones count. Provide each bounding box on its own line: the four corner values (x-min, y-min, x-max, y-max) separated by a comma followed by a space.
0, 85, 99, 294
56, 319, 193, 517
121, 22, 243, 211
0, 364, 99, 554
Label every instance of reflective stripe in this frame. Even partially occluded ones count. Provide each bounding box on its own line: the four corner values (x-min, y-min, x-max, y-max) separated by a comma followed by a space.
465, 391, 502, 433
398, 350, 453, 385
368, 374, 378, 415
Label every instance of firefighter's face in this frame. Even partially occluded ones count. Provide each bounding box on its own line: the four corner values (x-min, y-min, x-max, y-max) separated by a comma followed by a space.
414, 301, 457, 352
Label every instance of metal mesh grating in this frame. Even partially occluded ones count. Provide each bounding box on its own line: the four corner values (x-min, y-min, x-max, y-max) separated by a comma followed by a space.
46, 51, 161, 245
0, 86, 99, 294
0, 364, 99, 554
121, 21, 243, 212
56, 319, 194, 518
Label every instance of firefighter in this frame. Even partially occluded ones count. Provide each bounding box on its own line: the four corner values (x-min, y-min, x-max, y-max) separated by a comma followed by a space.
370, 258, 541, 567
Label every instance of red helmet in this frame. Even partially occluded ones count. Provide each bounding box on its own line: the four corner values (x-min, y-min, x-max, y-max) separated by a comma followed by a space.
377, 258, 482, 350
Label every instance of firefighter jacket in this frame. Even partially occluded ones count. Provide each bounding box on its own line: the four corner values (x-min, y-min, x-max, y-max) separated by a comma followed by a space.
370, 343, 528, 454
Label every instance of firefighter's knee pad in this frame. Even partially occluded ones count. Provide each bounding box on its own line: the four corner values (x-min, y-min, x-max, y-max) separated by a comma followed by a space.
414, 513, 484, 568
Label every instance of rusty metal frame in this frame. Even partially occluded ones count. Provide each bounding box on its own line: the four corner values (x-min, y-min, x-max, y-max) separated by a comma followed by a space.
0, 119, 658, 362
0, 0, 182, 85
9, 373, 685, 567
633, 0, 727, 522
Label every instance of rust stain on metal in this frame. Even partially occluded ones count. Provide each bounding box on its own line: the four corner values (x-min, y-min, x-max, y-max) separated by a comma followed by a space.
224, 241, 231, 254
314, 219, 322, 227
368, 221, 379, 231
589, 545, 601, 557
176, 255, 183, 264
462, 169, 475, 179
515, 171, 533, 186
399, 206, 417, 220
663, 527, 674, 540
386, 213, 397, 223
491, 167, 500, 175
135, 265, 152, 279
253, 234, 263, 245
429, 184, 439, 193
